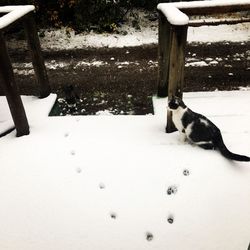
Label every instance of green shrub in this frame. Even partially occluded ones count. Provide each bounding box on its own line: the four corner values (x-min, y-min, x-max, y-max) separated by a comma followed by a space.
72, 0, 127, 32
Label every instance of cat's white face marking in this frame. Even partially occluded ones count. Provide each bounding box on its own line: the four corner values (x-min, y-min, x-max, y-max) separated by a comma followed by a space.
200, 118, 209, 127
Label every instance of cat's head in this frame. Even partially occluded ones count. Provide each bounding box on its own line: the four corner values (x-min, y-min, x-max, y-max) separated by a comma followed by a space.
168, 96, 186, 110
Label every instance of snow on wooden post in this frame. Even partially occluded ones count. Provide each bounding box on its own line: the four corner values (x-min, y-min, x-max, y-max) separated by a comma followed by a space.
0, 31, 30, 137
157, 4, 189, 132
23, 13, 51, 98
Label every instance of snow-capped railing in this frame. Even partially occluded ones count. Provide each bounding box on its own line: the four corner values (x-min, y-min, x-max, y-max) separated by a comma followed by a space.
0, 5, 51, 137
157, 0, 250, 133
0, 5, 35, 29
158, 0, 250, 26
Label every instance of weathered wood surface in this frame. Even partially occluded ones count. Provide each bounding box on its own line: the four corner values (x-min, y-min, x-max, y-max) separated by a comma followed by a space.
0, 31, 30, 137
168, 25, 187, 99
181, 3, 250, 16
189, 17, 250, 27
166, 25, 188, 133
157, 12, 171, 98
23, 13, 51, 98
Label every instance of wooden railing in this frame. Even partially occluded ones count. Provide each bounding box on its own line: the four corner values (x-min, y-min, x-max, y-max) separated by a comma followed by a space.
157, 0, 250, 133
0, 6, 50, 137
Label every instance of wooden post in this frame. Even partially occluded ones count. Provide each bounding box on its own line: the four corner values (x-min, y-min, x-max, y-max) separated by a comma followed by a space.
157, 13, 172, 97
23, 13, 51, 98
0, 31, 30, 137
166, 24, 188, 133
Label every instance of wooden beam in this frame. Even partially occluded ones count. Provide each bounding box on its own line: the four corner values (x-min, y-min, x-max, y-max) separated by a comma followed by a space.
157, 12, 172, 98
189, 17, 250, 27
166, 24, 188, 133
180, 3, 250, 16
23, 13, 51, 98
0, 31, 29, 137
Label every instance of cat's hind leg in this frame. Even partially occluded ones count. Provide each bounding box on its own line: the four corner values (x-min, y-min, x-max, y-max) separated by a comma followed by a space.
197, 142, 215, 150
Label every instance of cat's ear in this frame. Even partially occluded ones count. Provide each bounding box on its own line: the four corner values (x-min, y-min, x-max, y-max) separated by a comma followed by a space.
173, 96, 181, 103
178, 97, 186, 108
170, 95, 178, 102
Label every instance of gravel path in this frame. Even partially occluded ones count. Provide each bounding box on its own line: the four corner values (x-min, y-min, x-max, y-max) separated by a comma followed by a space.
3, 42, 250, 115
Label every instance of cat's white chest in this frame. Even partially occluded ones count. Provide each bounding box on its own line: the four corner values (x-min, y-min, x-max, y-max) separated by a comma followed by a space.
172, 108, 186, 132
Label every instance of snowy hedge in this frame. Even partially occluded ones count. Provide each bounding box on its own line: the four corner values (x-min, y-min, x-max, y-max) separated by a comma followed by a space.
71, 0, 167, 31
0, 0, 190, 32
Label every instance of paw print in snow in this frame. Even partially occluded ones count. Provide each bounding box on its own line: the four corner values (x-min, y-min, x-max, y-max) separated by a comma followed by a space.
167, 214, 174, 224
70, 150, 76, 156
76, 167, 82, 173
110, 212, 117, 219
146, 232, 154, 241
167, 185, 178, 195
183, 169, 190, 176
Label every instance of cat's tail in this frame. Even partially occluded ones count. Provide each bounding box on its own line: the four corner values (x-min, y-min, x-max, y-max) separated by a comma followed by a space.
214, 133, 250, 162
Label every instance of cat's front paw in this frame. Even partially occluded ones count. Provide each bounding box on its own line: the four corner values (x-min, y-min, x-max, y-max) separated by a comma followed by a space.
179, 133, 187, 143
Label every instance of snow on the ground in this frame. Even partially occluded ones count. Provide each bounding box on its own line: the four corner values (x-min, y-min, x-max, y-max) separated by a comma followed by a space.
187, 23, 250, 43
37, 23, 250, 49
0, 90, 250, 250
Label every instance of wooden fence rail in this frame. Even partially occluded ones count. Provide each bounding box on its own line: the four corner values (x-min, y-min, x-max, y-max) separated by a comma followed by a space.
0, 6, 50, 137
157, 0, 250, 133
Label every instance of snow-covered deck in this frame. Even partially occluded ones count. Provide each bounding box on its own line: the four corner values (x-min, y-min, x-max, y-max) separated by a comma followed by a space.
0, 90, 250, 250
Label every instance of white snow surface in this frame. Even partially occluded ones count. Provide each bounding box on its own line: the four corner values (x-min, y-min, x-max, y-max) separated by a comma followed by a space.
187, 23, 250, 43
157, 4, 189, 25
0, 90, 250, 250
36, 23, 249, 50
0, 5, 35, 29
0, 94, 56, 134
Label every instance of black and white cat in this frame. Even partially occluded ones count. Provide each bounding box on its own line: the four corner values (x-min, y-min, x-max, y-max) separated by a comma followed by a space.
168, 97, 250, 162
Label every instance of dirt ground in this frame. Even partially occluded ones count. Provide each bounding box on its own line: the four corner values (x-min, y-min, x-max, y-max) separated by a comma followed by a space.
2, 42, 250, 115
